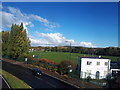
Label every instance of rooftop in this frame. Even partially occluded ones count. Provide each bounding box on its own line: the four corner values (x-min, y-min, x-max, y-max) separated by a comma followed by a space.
79, 56, 109, 59
110, 62, 120, 69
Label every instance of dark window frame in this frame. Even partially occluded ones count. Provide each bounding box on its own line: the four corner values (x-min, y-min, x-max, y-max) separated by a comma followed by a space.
87, 61, 92, 65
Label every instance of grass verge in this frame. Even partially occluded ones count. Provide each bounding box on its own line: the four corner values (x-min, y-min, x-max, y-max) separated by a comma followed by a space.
0, 69, 31, 89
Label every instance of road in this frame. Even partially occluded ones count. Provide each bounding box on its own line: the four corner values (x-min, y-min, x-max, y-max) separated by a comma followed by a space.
2, 61, 78, 89
0, 76, 10, 89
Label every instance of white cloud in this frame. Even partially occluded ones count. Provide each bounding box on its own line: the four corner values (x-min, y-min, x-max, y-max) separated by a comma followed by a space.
29, 32, 95, 47
1, 11, 14, 28
30, 15, 59, 29
30, 14, 49, 25
0, 4, 2, 10
2, 6, 59, 31
30, 32, 66, 46
8, 7, 24, 17
79, 41, 95, 47
1, 11, 31, 30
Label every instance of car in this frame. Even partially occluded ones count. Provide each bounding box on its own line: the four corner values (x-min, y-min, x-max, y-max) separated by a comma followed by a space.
32, 68, 42, 76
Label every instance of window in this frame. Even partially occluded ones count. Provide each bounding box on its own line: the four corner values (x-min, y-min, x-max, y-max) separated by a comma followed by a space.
97, 62, 100, 65
87, 61, 92, 65
105, 62, 108, 66
104, 71, 108, 76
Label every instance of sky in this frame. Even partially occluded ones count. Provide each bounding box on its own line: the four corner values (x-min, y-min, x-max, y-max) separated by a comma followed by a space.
1, 2, 118, 48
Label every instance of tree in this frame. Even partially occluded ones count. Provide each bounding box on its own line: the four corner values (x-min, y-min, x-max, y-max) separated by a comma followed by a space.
7, 23, 30, 59
1, 31, 10, 56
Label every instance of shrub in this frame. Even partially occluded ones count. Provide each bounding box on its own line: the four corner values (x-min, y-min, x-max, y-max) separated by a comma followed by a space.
58, 60, 74, 75
53, 66, 58, 72
27, 57, 59, 73
43, 64, 48, 69
87, 76, 91, 82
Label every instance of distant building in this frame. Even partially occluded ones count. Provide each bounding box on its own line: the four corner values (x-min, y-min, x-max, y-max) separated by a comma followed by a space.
110, 57, 120, 77
29, 48, 34, 52
40, 49, 45, 51
78, 56, 111, 79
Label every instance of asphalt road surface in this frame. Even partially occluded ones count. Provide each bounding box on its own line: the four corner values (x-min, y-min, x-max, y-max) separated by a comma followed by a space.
2, 61, 78, 89
0, 76, 10, 89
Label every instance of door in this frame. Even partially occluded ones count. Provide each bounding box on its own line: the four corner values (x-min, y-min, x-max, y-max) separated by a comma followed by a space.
96, 71, 100, 79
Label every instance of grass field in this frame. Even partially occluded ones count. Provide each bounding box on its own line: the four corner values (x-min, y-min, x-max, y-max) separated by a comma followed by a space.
29, 51, 118, 64
0, 69, 31, 89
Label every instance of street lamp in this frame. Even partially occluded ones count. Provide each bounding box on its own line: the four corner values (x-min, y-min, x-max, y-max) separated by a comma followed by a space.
25, 57, 28, 64
65, 40, 73, 74
65, 40, 72, 61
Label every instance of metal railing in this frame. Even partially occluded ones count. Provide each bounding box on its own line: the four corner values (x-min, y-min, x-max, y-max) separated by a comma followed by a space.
69, 69, 108, 87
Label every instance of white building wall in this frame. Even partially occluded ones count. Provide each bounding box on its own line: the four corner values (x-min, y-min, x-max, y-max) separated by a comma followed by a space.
80, 58, 110, 79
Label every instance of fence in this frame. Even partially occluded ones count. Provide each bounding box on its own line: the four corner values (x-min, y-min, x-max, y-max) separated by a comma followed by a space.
80, 71, 105, 79
69, 68, 108, 87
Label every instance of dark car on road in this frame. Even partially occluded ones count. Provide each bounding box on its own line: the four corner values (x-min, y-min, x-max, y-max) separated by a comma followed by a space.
32, 68, 42, 76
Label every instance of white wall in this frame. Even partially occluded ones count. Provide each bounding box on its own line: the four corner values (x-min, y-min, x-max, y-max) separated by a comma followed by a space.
79, 58, 110, 79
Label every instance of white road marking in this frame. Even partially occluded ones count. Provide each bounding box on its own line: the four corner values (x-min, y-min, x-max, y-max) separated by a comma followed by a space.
46, 81, 56, 88
35, 76, 43, 80
0, 74, 11, 89
24, 72, 31, 75
35, 76, 56, 88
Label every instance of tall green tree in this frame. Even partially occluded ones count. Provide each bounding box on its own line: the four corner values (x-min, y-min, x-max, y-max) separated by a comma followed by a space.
8, 23, 30, 59
1, 31, 10, 56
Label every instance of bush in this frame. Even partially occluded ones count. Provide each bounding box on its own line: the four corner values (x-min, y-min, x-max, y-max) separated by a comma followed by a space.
39, 58, 58, 65
87, 76, 91, 82
43, 64, 48, 69
53, 66, 58, 72
58, 60, 74, 75
27, 57, 58, 72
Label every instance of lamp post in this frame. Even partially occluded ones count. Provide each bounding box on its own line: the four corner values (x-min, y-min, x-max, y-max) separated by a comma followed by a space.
65, 40, 72, 61
65, 40, 73, 75
25, 57, 28, 64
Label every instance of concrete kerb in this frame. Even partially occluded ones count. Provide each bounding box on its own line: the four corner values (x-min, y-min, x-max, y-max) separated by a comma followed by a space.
26, 66, 80, 88
0, 74, 11, 89
28, 85, 32, 89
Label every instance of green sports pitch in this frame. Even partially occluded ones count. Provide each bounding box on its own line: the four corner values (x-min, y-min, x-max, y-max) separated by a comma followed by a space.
29, 51, 118, 64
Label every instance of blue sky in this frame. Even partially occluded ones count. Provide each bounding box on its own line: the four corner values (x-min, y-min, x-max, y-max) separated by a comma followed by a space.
1, 2, 118, 47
